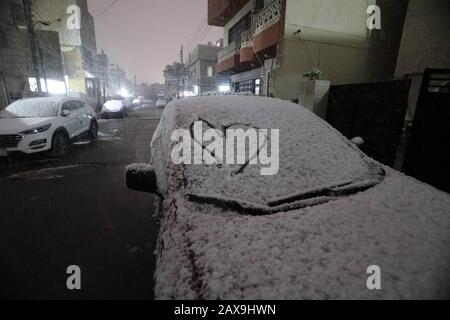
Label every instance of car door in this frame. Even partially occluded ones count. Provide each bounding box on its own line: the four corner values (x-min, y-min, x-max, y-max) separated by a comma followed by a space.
79, 102, 94, 132
71, 100, 89, 135
61, 101, 82, 138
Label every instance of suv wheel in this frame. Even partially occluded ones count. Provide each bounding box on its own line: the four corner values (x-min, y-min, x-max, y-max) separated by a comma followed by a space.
51, 130, 69, 158
88, 120, 98, 140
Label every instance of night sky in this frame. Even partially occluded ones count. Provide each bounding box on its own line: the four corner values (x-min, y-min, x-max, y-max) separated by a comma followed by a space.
87, 0, 222, 84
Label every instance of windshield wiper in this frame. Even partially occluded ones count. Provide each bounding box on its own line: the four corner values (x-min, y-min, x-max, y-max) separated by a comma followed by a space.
186, 173, 385, 216
268, 178, 383, 207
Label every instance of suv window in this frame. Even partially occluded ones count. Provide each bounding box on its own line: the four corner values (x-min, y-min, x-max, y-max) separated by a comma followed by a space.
62, 101, 83, 112
71, 101, 84, 110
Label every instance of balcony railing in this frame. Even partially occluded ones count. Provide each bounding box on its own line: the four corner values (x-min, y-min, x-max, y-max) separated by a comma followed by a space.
241, 30, 254, 49
218, 42, 241, 63
254, 0, 281, 36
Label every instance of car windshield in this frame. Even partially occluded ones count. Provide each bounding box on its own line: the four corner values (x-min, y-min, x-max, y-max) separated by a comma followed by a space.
1, 98, 59, 118
172, 96, 384, 212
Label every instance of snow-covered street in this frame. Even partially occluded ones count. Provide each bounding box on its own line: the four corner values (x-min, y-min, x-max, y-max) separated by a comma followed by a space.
0, 106, 162, 299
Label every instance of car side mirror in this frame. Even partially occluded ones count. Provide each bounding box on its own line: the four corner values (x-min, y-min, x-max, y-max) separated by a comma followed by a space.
61, 109, 71, 117
125, 164, 162, 198
351, 137, 365, 147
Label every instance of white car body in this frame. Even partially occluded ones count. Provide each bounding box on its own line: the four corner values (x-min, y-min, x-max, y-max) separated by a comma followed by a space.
101, 99, 127, 118
0, 97, 96, 156
156, 98, 166, 108
132, 98, 142, 106
148, 96, 450, 299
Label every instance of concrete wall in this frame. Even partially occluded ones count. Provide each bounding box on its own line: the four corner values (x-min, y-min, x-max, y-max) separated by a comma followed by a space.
272, 0, 407, 100
395, 0, 450, 123
63, 47, 85, 93
395, 0, 450, 77
36, 30, 66, 84
32, 0, 82, 47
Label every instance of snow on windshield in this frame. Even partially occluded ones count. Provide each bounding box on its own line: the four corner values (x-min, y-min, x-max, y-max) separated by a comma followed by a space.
2, 98, 60, 118
166, 96, 382, 205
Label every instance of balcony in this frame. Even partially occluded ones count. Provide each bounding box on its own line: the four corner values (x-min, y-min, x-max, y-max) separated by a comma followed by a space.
253, 0, 282, 54
240, 30, 255, 64
208, 0, 249, 27
216, 42, 241, 73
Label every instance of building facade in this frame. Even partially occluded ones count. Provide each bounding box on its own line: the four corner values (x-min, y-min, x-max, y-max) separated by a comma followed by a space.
209, 0, 408, 99
0, 0, 65, 110
32, 0, 102, 107
187, 42, 228, 95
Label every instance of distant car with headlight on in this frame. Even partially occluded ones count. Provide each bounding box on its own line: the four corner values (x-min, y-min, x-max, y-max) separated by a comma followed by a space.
156, 97, 166, 109
0, 97, 98, 158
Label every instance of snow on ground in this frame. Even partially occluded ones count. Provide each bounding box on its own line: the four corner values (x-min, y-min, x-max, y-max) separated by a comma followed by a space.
2, 164, 104, 181
151, 96, 450, 299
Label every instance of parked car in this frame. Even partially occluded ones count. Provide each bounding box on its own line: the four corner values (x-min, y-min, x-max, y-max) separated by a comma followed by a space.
156, 98, 166, 109
132, 98, 142, 107
68, 91, 100, 111
122, 97, 134, 111
126, 96, 450, 299
101, 98, 128, 118
0, 97, 98, 158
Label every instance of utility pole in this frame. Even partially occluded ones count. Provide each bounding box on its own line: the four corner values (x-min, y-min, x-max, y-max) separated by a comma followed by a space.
116, 64, 121, 95
23, 0, 42, 93
180, 44, 185, 97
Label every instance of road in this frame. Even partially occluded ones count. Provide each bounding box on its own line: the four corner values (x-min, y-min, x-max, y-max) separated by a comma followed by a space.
0, 105, 163, 299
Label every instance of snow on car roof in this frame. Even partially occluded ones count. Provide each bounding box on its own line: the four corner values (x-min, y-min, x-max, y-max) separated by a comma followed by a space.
163, 96, 383, 207
2, 97, 68, 118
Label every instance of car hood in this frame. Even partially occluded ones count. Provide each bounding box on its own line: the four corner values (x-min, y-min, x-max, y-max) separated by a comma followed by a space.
0, 117, 54, 135
155, 167, 450, 300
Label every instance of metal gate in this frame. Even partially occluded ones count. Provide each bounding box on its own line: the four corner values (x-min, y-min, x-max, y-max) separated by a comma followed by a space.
403, 69, 450, 192
327, 80, 411, 166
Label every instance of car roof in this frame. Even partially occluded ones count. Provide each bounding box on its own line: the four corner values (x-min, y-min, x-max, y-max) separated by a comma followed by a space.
18, 96, 84, 105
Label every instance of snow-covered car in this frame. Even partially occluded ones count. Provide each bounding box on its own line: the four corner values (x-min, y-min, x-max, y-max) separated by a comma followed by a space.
101, 99, 128, 118
0, 97, 98, 158
67, 91, 99, 111
132, 98, 142, 106
156, 98, 166, 109
126, 96, 450, 299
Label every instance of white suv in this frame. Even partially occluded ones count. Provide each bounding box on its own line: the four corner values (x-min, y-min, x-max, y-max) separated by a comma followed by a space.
0, 97, 98, 158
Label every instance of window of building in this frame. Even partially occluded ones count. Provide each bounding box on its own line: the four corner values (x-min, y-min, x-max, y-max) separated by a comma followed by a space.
86, 80, 96, 98
255, 78, 261, 95
228, 14, 251, 44
235, 78, 262, 95
207, 66, 213, 78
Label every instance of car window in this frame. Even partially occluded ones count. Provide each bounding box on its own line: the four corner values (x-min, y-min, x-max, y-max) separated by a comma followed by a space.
61, 102, 72, 113
62, 101, 83, 112
71, 101, 84, 110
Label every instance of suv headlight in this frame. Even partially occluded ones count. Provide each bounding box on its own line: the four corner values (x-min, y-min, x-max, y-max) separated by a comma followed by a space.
21, 124, 52, 135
